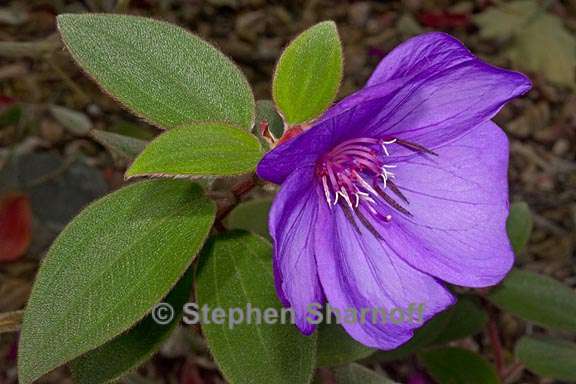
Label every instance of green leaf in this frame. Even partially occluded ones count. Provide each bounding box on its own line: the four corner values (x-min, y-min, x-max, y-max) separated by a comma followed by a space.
90, 130, 148, 160
273, 21, 343, 125
126, 122, 262, 178
255, 100, 284, 139
368, 305, 453, 363
225, 198, 273, 240
475, 1, 575, 88
110, 120, 156, 141
331, 364, 398, 384
18, 180, 215, 384
516, 336, 576, 381
57, 14, 255, 130
49, 105, 92, 136
487, 269, 576, 332
419, 347, 499, 384
506, 201, 533, 254
316, 321, 375, 367
195, 231, 316, 384
432, 296, 487, 345
70, 268, 194, 384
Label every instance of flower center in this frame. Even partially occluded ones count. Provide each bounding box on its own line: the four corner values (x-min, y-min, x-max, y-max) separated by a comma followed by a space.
316, 136, 436, 236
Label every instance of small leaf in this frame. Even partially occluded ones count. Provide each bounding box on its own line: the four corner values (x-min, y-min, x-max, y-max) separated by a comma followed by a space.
110, 120, 156, 141
18, 180, 215, 384
126, 122, 262, 178
57, 14, 255, 129
316, 321, 375, 367
331, 363, 398, 384
487, 269, 576, 332
419, 347, 499, 384
506, 201, 533, 254
255, 100, 284, 139
432, 296, 487, 345
49, 105, 93, 136
195, 231, 316, 384
90, 130, 148, 160
70, 269, 194, 384
368, 305, 453, 363
516, 336, 576, 381
273, 21, 343, 125
0, 193, 31, 262
225, 198, 273, 239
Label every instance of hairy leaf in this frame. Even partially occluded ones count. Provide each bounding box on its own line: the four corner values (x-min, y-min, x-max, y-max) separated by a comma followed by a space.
58, 14, 255, 129
331, 364, 398, 384
419, 347, 499, 384
316, 322, 375, 367
126, 122, 262, 178
516, 336, 576, 381
18, 180, 215, 384
506, 201, 533, 254
70, 269, 194, 384
488, 269, 576, 332
196, 231, 316, 384
273, 21, 343, 125
225, 198, 273, 239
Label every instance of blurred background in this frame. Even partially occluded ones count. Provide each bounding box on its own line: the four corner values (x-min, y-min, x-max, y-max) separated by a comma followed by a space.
0, 0, 574, 383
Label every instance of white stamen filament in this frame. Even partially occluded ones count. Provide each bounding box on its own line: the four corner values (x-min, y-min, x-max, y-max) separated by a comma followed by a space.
322, 175, 332, 208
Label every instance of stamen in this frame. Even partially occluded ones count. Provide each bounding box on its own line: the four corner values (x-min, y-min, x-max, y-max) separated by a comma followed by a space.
322, 175, 332, 208
387, 179, 409, 204
354, 207, 384, 240
373, 184, 413, 217
395, 138, 438, 156
316, 136, 430, 234
340, 204, 361, 235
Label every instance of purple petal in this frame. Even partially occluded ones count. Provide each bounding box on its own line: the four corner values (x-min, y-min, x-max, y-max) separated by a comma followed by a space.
268, 167, 324, 334
319, 32, 531, 149
257, 82, 403, 184
258, 32, 530, 184
366, 32, 474, 87
256, 122, 335, 184
383, 121, 514, 287
314, 201, 455, 349
366, 59, 530, 149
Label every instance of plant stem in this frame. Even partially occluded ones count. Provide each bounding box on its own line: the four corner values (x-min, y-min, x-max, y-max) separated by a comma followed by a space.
214, 174, 259, 231
0, 310, 24, 334
484, 301, 504, 380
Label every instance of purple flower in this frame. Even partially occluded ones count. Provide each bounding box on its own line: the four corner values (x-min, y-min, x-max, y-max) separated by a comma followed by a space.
257, 33, 531, 349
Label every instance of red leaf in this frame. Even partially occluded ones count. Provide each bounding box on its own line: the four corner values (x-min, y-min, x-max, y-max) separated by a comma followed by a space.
0, 193, 32, 262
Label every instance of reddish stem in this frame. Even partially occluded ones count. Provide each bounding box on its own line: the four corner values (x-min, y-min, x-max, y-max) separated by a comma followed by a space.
214, 174, 258, 231
484, 301, 504, 380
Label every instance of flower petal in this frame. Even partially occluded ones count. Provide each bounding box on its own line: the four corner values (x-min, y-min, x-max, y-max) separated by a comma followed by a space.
314, 202, 455, 349
258, 32, 530, 184
367, 59, 530, 149
366, 32, 474, 86
321, 32, 531, 149
383, 121, 514, 287
256, 121, 336, 184
269, 166, 324, 334
256, 82, 403, 184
